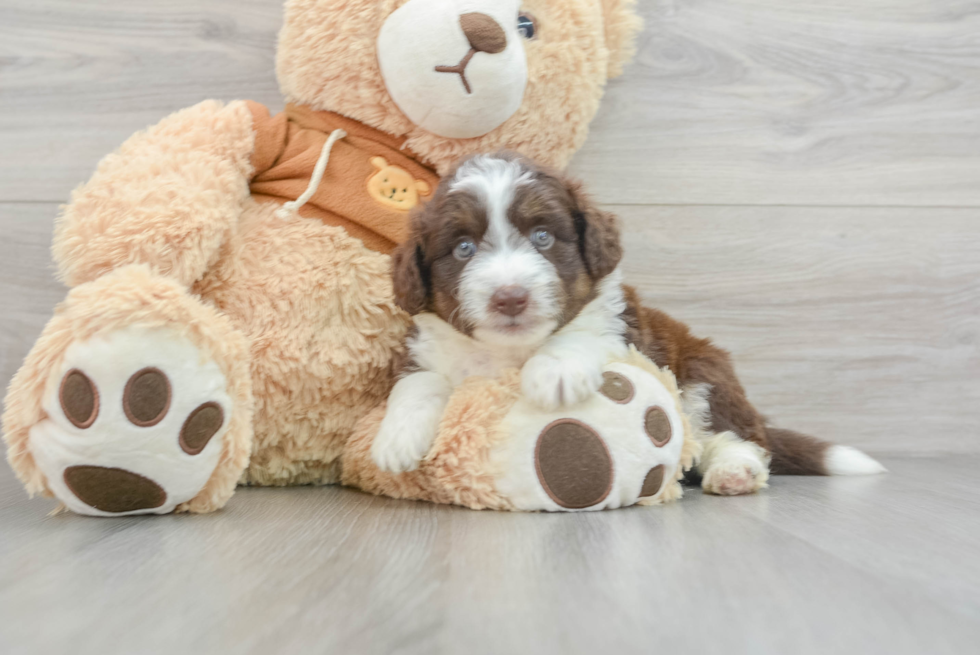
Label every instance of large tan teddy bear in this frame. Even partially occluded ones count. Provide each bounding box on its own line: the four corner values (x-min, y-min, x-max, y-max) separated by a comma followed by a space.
3, 0, 689, 516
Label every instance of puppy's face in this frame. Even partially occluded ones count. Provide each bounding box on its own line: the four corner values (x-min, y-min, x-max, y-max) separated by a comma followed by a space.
393, 153, 622, 346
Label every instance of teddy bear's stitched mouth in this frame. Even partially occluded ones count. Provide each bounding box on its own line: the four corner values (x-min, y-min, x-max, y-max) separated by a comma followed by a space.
435, 48, 477, 94
433, 12, 508, 95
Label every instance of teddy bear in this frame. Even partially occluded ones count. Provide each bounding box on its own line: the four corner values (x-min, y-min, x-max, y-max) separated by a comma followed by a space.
2, 0, 653, 516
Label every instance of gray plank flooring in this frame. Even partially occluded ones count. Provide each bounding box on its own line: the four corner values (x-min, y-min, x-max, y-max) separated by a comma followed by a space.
1, 1, 979, 653
1, 456, 977, 655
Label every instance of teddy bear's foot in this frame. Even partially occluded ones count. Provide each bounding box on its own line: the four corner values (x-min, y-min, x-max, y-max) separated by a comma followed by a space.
3, 265, 253, 515
494, 363, 691, 511
30, 326, 236, 515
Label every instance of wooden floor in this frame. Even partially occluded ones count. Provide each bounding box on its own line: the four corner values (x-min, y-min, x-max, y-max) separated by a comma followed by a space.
1, 1, 979, 653
1, 456, 978, 655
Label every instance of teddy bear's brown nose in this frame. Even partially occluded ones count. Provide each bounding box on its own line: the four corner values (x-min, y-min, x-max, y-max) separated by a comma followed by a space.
460, 13, 507, 54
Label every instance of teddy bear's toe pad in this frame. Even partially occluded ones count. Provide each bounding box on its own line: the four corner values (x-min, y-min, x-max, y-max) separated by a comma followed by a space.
29, 326, 232, 516
123, 368, 171, 427
644, 407, 672, 447
179, 403, 224, 456
639, 465, 666, 498
59, 369, 99, 429
599, 371, 634, 403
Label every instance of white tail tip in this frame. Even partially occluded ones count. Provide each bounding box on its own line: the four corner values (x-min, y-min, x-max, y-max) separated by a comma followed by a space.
824, 445, 887, 475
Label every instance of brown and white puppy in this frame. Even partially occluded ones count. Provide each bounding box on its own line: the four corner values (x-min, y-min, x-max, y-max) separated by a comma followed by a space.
373, 153, 885, 493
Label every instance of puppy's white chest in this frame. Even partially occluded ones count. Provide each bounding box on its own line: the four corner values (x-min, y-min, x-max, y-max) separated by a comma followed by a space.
454, 349, 526, 382
410, 314, 531, 385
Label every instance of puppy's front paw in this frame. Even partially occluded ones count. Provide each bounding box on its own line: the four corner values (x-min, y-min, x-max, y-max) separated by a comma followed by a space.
371, 413, 438, 474
521, 354, 603, 410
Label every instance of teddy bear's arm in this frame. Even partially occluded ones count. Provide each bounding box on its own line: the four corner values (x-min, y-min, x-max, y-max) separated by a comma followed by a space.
52, 100, 259, 288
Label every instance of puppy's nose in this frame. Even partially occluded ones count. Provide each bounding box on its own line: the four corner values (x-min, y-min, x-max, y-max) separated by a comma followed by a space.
490, 286, 530, 317
460, 13, 507, 54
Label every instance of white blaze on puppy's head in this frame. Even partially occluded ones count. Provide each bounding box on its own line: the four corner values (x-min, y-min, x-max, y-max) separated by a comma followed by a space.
391, 153, 624, 348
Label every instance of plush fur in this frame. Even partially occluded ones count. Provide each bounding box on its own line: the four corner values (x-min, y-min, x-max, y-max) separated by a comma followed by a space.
54, 100, 256, 288
278, 0, 643, 173
3, 0, 643, 513
194, 199, 409, 486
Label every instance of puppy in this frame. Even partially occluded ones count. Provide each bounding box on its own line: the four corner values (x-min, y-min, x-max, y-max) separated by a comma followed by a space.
372, 153, 885, 494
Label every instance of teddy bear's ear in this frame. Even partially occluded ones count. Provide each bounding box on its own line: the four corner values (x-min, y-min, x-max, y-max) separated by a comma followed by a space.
601, 0, 644, 78
371, 156, 389, 171
414, 180, 431, 197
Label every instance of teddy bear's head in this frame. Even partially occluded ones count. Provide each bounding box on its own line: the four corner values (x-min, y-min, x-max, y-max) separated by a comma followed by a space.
277, 0, 642, 174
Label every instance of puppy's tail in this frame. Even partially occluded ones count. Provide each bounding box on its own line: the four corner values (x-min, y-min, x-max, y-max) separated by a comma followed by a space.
766, 427, 886, 476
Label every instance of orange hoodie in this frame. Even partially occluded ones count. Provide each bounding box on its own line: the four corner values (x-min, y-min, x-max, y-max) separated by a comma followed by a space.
246, 102, 439, 254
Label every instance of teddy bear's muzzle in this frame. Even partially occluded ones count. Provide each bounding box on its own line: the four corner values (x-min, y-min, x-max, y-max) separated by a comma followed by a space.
434, 13, 508, 95
377, 0, 528, 139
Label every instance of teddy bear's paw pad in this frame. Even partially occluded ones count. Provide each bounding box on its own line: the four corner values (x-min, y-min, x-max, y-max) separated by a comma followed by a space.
644, 406, 672, 447
534, 419, 613, 509
599, 371, 634, 404
179, 402, 224, 456
122, 368, 171, 427
30, 326, 232, 516
639, 464, 666, 498
59, 369, 99, 429
63, 465, 167, 514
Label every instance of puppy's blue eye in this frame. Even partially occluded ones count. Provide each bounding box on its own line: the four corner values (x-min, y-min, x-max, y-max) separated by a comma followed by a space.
454, 240, 477, 260
517, 13, 537, 40
531, 228, 554, 250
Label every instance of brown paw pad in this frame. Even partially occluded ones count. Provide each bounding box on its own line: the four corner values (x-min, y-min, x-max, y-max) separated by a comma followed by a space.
599, 371, 634, 404
639, 465, 666, 498
123, 367, 171, 427
535, 419, 613, 509
59, 369, 99, 429
63, 465, 166, 513
644, 406, 672, 447
179, 402, 224, 456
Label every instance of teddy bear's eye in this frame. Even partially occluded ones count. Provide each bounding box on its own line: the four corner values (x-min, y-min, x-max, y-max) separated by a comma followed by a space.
517, 12, 537, 40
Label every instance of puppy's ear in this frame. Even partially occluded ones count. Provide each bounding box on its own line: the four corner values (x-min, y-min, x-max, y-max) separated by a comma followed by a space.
391, 232, 430, 315
568, 181, 623, 280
